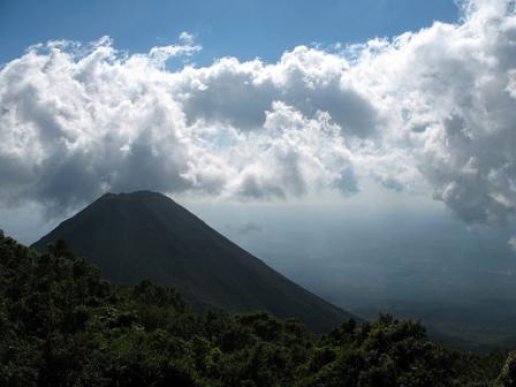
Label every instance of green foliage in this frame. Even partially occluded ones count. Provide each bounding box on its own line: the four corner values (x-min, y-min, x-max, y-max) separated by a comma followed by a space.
498, 351, 516, 387
0, 233, 510, 386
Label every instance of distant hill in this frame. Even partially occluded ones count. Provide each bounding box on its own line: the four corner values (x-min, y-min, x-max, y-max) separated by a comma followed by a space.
33, 191, 352, 332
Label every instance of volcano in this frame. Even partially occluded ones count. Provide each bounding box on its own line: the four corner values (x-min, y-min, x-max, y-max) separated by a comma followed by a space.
33, 191, 352, 331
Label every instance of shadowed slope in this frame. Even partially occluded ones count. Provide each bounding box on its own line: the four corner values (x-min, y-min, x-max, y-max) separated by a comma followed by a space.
33, 191, 352, 332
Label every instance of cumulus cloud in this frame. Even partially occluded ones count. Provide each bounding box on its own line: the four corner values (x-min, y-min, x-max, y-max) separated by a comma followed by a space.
386, 0, 516, 226
0, 0, 516, 241
179, 48, 379, 136
0, 32, 362, 211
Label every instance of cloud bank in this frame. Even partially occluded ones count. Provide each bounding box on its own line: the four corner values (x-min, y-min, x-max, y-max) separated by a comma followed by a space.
0, 0, 516, 237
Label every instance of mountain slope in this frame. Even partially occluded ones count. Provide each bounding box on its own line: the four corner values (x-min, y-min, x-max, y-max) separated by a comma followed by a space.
33, 191, 352, 331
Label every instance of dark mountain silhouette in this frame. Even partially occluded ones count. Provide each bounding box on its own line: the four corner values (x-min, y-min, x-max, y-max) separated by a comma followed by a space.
33, 191, 352, 332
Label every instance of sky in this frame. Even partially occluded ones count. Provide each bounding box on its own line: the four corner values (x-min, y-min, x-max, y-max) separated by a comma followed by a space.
0, 0, 515, 254
0, 0, 458, 65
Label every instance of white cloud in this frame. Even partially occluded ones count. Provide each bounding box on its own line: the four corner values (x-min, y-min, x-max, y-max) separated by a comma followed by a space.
179, 31, 195, 45
148, 43, 201, 67
0, 0, 515, 242
178, 47, 379, 137
148, 32, 201, 67
225, 101, 358, 199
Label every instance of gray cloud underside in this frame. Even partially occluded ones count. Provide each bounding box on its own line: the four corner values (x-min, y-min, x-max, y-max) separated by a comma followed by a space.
1, 0, 516, 240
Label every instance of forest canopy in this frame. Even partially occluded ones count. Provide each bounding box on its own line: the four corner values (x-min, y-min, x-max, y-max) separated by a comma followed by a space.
0, 232, 514, 386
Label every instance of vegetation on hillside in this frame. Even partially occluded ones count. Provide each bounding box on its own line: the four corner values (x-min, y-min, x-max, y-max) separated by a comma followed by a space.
0, 231, 514, 386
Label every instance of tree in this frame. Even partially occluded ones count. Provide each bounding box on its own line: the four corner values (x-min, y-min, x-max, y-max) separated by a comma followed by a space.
498, 352, 516, 387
